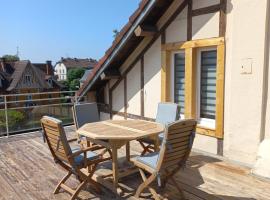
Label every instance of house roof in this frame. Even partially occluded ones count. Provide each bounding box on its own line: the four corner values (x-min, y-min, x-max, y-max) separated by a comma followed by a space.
77, 0, 174, 97
0, 60, 64, 92
33, 61, 54, 76
58, 58, 98, 69
80, 69, 93, 83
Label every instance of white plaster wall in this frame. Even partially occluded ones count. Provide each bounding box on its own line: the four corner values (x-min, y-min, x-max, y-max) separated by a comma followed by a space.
127, 61, 141, 115
112, 80, 124, 112
193, 0, 220, 10
193, 134, 218, 155
192, 12, 220, 40
144, 37, 162, 118
100, 112, 110, 121
223, 0, 268, 166
166, 7, 187, 43
112, 115, 125, 120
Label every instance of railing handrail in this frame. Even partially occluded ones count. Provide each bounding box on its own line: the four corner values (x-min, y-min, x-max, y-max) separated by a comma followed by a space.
0, 90, 77, 97
0, 91, 88, 138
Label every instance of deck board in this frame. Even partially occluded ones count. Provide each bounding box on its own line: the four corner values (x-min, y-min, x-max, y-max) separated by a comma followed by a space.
0, 126, 269, 200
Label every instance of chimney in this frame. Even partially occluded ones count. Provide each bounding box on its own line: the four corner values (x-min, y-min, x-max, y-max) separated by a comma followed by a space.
0, 58, 6, 72
46, 60, 52, 75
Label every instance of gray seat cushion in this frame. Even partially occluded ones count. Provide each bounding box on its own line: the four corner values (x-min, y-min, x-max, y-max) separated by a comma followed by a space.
136, 152, 159, 169
71, 147, 99, 166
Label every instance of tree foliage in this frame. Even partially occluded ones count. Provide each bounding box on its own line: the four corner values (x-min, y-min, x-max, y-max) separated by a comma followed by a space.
1, 55, 20, 62
66, 68, 85, 91
0, 110, 25, 128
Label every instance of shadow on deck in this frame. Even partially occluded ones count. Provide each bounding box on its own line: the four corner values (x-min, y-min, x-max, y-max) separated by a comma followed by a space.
0, 126, 269, 200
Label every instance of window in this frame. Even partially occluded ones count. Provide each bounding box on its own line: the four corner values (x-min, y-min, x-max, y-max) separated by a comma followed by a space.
172, 52, 185, 118
197, 49, 217, 129
161, 37, 225, 138
47, 78, 53, 87
24, 75, 32, 85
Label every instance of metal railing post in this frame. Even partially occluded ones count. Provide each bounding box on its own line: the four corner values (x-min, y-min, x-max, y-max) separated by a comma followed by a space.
4, 96, 9, 137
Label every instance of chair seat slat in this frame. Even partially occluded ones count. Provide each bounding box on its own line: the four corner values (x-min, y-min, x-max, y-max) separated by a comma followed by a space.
164, 149, 188, 159
167, 131, 193, 140
168, 135, 190, 144
168, 126, 195, 134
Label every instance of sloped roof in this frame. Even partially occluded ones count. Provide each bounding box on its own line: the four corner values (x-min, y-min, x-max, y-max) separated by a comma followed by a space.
59, 58, 97, 69
7, 61, 29, 91
3, 60, 64, 92
77, 0, 174, 97
80, 69, 93, 83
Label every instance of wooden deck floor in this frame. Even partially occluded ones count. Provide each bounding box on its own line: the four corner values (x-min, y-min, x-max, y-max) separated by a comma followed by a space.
0, 126, 270, 200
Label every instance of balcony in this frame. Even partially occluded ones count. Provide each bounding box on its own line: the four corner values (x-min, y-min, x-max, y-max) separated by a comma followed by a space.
0, 92, 270, 200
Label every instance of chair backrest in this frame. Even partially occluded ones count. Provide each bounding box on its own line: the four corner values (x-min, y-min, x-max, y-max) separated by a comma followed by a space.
72, 102, 100, 129
155, 103, 179, 126
41, 116, 72, 163
156, 119, 197, 171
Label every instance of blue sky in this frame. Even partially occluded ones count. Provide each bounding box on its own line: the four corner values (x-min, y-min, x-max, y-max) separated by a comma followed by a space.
0, 0, 140, 63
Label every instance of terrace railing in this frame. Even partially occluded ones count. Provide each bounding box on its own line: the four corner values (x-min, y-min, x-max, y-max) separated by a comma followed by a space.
0, 91, 86, 137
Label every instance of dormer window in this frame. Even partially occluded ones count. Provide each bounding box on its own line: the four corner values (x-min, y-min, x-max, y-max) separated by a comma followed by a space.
47, 78, 53, 87
24, 75, 32, 85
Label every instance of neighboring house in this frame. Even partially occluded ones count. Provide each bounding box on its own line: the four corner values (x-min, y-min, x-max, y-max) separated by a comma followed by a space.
54, 57, 97, 81
77, 0, 270, 179
0, 59, 64, 107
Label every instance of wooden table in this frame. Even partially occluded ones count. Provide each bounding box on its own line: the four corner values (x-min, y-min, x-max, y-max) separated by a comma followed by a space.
76, 120, 164, 192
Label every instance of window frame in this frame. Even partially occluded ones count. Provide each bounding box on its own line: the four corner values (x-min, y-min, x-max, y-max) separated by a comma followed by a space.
161, 37, 225, 138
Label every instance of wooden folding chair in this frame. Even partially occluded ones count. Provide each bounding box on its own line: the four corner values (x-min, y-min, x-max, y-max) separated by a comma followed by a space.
41, 116, 110, 200
72, 102, 112, 158
138, 102, 179, 155
132, 119, 197, 200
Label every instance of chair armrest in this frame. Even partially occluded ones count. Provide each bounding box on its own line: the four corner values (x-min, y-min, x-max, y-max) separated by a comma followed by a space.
67, 138, 78, 143
68, 146, 101, 158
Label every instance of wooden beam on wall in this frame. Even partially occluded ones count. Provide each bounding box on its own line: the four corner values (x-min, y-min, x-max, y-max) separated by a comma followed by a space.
108, 81, 113, 119
219, 0, 227, 37
100, 69, 121, 80
215, 43, 225, 139
134, 25, 158, 37
140, 56, 145, 117
124, 75, 127, 119
161, 50, 171, 102
184, 47, 197, 119
187, 0, 193, 41
192, 4, 221, 17
161, 37, 225, 51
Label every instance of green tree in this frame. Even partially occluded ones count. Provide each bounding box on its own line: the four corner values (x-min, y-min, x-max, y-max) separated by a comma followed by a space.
67, 68, 85, 91
0, 110, 25, 129
1, 55, 20, 62
69, 79, 81, 91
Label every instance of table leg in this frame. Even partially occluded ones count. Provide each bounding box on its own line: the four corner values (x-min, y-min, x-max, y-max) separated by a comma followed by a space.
111, 145, 119, 188
154, 136, 160, 152
126, 142, 130, 162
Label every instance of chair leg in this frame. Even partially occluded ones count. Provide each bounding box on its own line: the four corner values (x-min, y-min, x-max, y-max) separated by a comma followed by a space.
135, 169, 160, 200
164, 169, 185, 199
54, 171, 72, 194
70, 179, 88, 200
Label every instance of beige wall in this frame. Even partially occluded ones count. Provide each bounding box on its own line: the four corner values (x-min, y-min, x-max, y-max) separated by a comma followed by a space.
144, 37, 162, 118
223, 0, 268, 165
193, 0, 220, 10
127, 61, 141, 115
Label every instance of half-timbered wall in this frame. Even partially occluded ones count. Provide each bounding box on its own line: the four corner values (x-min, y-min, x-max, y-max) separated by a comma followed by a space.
97, 0, 269, 167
